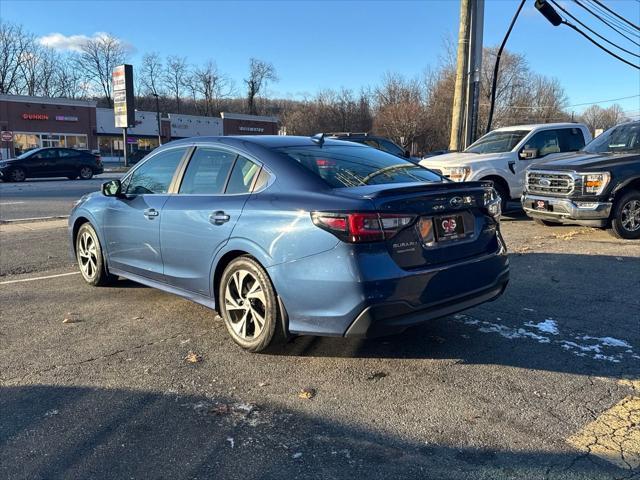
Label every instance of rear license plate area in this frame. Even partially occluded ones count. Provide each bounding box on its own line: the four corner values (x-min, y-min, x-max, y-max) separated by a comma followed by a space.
435, 214, 465, 240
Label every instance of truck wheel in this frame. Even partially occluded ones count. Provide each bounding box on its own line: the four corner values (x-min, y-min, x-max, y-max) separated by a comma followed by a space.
491, 182, 509, 212
609, 190, 640, 240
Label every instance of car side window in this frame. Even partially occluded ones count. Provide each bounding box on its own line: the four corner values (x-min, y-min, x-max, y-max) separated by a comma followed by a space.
33, 150, 57, 160
179, 147, 237, 195
125, 148, 186, 195
363, 139, 379, 149
522, 130, 561, 157
226, 156, 261, 194
378, 139, 404, 157
557, 128, 586, 152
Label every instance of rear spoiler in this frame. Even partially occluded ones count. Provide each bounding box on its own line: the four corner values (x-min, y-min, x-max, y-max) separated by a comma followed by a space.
353, 181, 494, 199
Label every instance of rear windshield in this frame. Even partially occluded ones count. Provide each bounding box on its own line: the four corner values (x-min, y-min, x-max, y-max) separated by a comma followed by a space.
465, 130, 529, 154
276, 145, 442, 188
583, 122, 640, 154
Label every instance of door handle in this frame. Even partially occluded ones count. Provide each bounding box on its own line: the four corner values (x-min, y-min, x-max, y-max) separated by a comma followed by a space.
210, 211, 230, 225
143, 208, 159, 219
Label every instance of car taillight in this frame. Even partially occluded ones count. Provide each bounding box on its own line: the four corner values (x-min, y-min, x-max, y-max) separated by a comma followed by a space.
311, 212, 415, 243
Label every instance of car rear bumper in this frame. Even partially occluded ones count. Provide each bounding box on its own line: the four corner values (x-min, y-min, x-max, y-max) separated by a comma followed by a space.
522, 194, 611, 227
268, 234, 509, 337
344, 268, 509, 337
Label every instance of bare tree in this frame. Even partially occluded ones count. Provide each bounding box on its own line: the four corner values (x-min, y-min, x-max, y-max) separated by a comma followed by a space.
164, 55, 188, 113
193, 60, 234, 116
580, 104, 627, 134
244, 58, 277, 115
140, 52, 163, 96
374, 72, 427, 151
0, 22, 34, 94
54, 58, 88, 99
76, 33, 126, 107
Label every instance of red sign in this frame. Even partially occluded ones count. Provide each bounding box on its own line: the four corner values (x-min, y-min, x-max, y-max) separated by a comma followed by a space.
22, 113, 49, 121
1, 131, 13, 142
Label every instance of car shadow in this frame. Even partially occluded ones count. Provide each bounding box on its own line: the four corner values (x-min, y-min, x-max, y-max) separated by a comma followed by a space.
0, 385, 625, 479
269, 252, 640, 382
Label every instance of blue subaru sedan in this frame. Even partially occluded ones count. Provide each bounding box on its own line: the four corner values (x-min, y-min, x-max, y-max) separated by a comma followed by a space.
69, 135, 508, 352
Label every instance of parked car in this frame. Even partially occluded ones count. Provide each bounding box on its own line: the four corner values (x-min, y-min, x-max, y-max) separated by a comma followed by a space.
325, 132, 419, 162
522, 121, 640, 239
420, 123, 592, 209
69, 135, 508, 352
0, 147, 103, 182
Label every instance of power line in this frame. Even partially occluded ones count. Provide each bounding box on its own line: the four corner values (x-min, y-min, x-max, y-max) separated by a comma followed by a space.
479, 94, 640, 110
591, 0, 640, 31
573, 0, 640, 47
549, 0, 639, 58
587, 0, 640, 38
562, 20, 639, 69
587, 0, 640, 36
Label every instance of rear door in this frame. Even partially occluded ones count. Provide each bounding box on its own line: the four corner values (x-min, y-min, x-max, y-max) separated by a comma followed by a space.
102, 147, 188, 281
160, 147, 262, 295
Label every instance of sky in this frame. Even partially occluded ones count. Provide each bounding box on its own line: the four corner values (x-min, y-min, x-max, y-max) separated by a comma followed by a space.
2, 0, 639, 116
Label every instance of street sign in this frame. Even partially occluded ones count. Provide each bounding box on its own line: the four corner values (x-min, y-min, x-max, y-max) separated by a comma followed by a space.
112, 64, 135, 128
1, 131, 13, 142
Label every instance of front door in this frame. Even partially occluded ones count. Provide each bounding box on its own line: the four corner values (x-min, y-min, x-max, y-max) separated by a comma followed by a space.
161, 148, 262, 295
102, 147, 188, 281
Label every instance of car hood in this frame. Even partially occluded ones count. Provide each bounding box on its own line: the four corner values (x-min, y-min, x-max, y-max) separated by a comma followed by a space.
0, 158, 19, 165
531, 151, 640, 171
420, 151, 511, 168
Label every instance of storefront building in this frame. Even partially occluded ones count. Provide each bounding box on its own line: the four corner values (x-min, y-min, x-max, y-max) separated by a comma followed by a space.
221, 112, 279, 135
0, 94, 280, 161
0, 94, 97, 158
169, 113, 223, 139
96, 108, 171, 159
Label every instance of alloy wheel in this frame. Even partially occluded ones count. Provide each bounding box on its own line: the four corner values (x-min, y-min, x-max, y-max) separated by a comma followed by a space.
80, 167, 93, 179
77, 231, 98, 279
10, 169, 25, 182
224, 269, 267, 340
621, 199, 640, 232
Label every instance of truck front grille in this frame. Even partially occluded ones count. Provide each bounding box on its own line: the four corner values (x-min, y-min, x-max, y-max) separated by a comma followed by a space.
527, 171, 575, 195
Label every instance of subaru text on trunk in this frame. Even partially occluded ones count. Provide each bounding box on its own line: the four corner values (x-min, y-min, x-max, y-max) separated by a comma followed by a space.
69, 135, 509, 352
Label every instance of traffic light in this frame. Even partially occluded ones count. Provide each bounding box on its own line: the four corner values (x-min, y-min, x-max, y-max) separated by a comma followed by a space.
535, 0, 563, 26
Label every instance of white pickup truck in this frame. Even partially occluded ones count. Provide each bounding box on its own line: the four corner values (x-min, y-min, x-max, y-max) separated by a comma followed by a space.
420, 123, 592, 208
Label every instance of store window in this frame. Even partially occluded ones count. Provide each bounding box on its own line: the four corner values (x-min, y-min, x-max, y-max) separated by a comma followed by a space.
13, 134, 39, 156
66, 135, 88, 149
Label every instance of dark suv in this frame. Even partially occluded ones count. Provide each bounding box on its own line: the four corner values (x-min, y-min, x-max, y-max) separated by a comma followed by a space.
325, 133, 415, 160
0, 147, 103, 182
522, 121, 640, 239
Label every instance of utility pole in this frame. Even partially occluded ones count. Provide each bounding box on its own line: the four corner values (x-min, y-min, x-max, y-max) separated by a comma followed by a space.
465, 0, 484, 147
449, 0, 471, 152
153, 93, 162, 146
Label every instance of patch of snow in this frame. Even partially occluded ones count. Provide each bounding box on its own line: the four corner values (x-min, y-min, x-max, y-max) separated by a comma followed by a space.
593, 354, 621, 363
560, 341, 601, 354
578, 336, 632, 349
524, 319, 559, 335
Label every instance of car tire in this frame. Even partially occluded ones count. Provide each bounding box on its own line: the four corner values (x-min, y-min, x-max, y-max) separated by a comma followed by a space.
8, 167, 26, 182
76, 223, 116, 286
534, 219, 562, 227
79, 166, 94, 180
609, 190, 640, 240
219, 256, 280, 352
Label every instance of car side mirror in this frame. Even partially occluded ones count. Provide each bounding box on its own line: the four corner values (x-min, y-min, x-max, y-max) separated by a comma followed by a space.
520, 148, 538, 160
101, 179, 122, 197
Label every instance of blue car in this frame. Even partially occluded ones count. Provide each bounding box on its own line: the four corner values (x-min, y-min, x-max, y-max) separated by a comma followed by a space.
69, 135, 508, 352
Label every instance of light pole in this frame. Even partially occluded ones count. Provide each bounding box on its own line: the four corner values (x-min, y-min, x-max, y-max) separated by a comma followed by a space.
152, 93, 162, 146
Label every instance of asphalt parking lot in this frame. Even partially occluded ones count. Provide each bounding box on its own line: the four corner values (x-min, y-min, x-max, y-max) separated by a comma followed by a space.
0, 184, 638, 480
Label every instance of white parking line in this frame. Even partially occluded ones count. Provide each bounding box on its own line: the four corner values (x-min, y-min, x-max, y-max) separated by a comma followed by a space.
0, 271, 80, 285
0, 202, 25, 206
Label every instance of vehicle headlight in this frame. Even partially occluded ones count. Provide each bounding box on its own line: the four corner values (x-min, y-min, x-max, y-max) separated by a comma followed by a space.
444, 166, 470, 182
581, 172, 610, 195
484, 188, 502, 219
